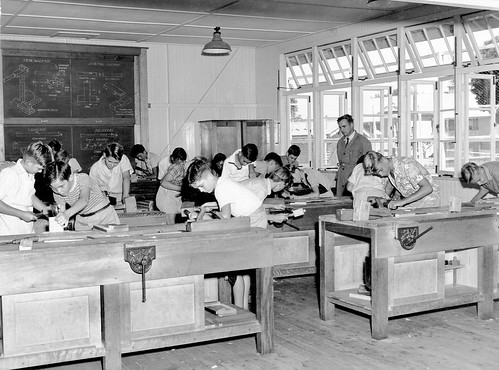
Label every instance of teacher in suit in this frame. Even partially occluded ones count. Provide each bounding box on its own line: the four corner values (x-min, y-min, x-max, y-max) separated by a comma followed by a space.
336, 114, 372, 197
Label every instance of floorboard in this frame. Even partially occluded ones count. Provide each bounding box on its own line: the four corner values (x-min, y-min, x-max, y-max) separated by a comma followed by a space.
35, 276, 499, 370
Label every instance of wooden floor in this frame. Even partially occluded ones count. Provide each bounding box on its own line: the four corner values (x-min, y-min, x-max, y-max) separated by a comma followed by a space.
37, 276, 499, 370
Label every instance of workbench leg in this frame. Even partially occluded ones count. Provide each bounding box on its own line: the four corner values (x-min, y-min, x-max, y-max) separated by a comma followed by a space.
102, 284, 123, 370
371, 257, 389, 340
477, 245, 495, 320
319, 223, 335, 321
255, 266, 274, 354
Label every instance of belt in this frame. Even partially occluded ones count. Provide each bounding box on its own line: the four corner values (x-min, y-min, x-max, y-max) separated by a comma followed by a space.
80, 203, 111, 218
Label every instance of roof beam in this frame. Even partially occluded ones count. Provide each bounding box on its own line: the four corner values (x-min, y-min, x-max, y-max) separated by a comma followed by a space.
389, 0, 499, 11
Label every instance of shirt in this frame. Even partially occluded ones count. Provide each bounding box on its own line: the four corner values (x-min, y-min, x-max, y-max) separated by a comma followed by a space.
347, 163, 387, 198
135, 152, 160, 176
240, 177, 272, 202
221, 149, 251, 182
0, 159, 36, 235
89, 155, 133, 195
478, 162, 499, 194
215, 177, 262, 218
164, 162, 186, 187
53, 173, 108, 214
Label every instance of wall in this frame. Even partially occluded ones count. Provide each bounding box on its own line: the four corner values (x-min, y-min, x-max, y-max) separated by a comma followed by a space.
147, 44, 257, 159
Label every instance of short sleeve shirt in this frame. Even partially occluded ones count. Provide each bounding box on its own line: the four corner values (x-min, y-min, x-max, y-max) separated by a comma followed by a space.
221, 149, 250, 182
53, 173, 108, 214
89, 155, 133, 195
215, 177, 262, 217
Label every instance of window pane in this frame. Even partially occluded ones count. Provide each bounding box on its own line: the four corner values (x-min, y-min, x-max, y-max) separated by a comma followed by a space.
440, 141, 455, 172
463, 12, 499, 64
358, 32, 398, 78
285, 49, 314, 89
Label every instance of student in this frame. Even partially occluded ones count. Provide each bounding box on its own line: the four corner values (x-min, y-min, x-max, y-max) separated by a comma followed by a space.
130, 144, 160, 179
54, 150, 81, 174
346, 161, 389, 202
254, 152, 283, 178
221, 143, 258, 182
89, 142, 133, 205
0, 142, 52, 236
363, 151, 440, 209
461, 162, 499, 204
46, 161, 120, 231
281, 145, 301, 169
211, 152, 226, 177
186, 158, 284, 310
48, 140, 82, 173
287, 166, 335, 198
156, 147, 187, 224
240, 166, 293, 206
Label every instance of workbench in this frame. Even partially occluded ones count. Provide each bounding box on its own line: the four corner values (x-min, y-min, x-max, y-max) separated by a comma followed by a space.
268, 196, 352, 277
0, 223, 274, 369
319, 207, 498, 339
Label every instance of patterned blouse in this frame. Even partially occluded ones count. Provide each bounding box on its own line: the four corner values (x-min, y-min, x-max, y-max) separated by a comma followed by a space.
388, 157, 440, 208
165, 162, 185, 186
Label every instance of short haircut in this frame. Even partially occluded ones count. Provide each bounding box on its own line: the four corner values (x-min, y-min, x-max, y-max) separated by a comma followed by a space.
48, 140, 62, 153
269, 166, 293, 187
45, 160, 72, 184
264, 152, 283, 166
287, 145, 301, 157
363, 150, 384, 176
24, 141, 53, 167
242, 143, 258, 162
130, 144, 146, 158
185, 157, 213, 185
170, 147, 187, 162
103, 142, 124, 161
54, 149, 70, 163
212, 152, 226, 164
337, 114, 354, 124
461, 162, 480, 183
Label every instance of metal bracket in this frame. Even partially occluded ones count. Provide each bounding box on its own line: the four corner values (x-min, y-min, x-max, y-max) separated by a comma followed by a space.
124, 245, 156, 302
395, 226, 433, 250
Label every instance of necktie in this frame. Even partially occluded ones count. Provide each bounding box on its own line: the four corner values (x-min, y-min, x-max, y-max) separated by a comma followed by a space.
345, 137, 349, 146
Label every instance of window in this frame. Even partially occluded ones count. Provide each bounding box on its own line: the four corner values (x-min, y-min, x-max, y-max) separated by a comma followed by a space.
463, 11, 499, 65
287, 94, 313, 167
285, 49, 313, 89
321, 89, 350, 167
318, 41, 352, 85
358, 31, 399, 79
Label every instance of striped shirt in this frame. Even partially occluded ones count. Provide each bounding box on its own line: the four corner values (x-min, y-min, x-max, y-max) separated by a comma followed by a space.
54, 173, 108, 214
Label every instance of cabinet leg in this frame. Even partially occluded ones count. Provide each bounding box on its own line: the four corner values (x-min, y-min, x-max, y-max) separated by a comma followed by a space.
255, 266, 274, 354
102, 284, 122, 370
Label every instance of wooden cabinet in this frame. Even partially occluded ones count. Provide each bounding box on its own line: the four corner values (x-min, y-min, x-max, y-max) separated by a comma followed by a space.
199, 119, 274, 160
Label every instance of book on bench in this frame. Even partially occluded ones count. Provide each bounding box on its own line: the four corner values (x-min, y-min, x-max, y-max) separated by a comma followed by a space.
204, 301, 237, 317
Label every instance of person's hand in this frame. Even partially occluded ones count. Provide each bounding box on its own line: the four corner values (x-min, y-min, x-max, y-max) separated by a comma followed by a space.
272, 204, 286, 211
55, 212, 69, 228
388, 200, 402, 210
268, 214, 288, 224
19, 211, 37, 222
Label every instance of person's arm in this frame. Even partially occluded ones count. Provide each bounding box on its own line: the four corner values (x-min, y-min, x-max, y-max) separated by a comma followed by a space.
151, 166, 158, 179
31, 196, 51, 215
470, 186, 490, 204
54, 183, 91, 227
122, 170, 131, 199
346, 181, 354, 193
0, 199, 37, 222
219, 204, 232, 219
388, 178, 433, 209
160, 172, 182, 191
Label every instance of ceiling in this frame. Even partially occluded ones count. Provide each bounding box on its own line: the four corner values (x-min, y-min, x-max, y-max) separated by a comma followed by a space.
0, 0, 447, 48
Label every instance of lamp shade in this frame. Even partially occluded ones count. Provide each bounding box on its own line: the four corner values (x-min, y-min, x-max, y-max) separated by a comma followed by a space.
202, 27, 231, 56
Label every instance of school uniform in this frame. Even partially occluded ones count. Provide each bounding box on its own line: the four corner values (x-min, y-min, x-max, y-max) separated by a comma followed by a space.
336, 131, 372, 196
89, 155, 133, 202
0, 159, 36, 236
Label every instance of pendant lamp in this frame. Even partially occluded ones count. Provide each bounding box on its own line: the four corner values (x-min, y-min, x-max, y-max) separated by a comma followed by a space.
202, 27, 232, 56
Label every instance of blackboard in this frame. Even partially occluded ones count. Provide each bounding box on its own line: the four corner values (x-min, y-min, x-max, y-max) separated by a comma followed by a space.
4, 125, 134, 173
3, 55, 134, 119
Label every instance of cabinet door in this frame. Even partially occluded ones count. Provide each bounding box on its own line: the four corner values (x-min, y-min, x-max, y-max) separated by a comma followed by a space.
200, 120, 242, 159
242, 120, 271, 158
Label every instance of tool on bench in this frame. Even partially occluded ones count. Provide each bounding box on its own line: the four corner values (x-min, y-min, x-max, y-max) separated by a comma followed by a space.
268, 207, 305, 230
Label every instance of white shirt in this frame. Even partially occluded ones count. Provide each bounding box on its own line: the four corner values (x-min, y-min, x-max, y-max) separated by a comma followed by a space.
240, 177, 272, 202
347, 163, 388, 199
157, 156, 170, 180
215, 177, 262, 218
221, 149, 251, 182
89, 155, 133, 196
0, 159, 36, 235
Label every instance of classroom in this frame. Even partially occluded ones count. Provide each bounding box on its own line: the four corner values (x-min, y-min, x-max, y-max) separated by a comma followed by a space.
1, 0, 499, 369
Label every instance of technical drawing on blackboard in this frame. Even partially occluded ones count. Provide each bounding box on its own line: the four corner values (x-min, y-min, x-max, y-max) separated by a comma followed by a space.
72, 59, 134, 118
4, 126, 71, 160
3, 58, 70, 117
